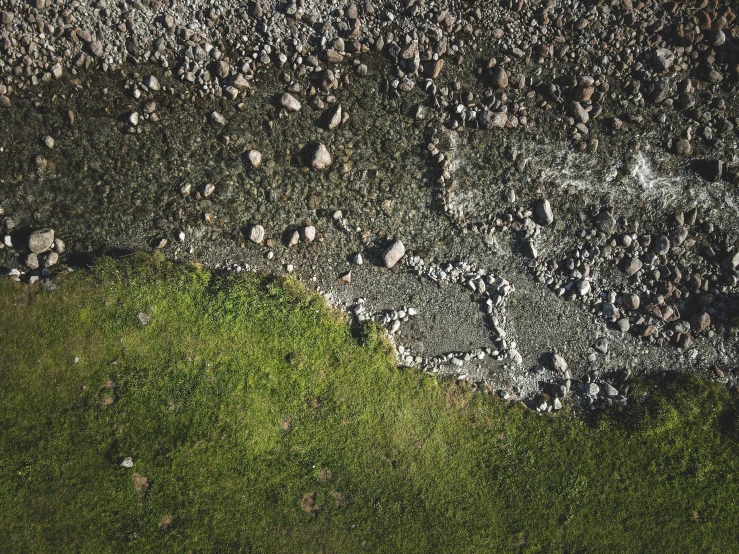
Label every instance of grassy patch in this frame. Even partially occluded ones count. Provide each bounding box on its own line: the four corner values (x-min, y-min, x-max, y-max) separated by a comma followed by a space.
1, 254, 738, 552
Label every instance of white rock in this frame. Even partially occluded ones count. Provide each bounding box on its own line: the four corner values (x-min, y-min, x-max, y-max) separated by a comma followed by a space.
279, 93, 301, 111
248, 224, 265, 244
29, 228, 55, 253
245, 149, 262, 168
143, 75, 160, 91
120, 457, 134, 468
300, 225, 316, 242
309, 143, 332, 170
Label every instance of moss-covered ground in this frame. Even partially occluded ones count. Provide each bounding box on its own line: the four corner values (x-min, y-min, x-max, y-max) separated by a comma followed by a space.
1, 255, 738, 553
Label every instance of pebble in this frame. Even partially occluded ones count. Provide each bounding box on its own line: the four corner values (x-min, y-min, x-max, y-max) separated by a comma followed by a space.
120, 457, 134, 468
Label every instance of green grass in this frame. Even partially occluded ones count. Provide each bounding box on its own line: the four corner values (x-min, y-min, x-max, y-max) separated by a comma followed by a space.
1, 254, 738, 553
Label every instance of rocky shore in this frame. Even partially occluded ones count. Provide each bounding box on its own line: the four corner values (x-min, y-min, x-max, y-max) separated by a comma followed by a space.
1, 0, 739, 410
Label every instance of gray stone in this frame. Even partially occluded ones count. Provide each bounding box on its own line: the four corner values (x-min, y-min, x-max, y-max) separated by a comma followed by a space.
29, 228, 54, 253
26, 253, 39, 270
588, 383, 600, 396
120, 457, 134, 468
286, 230, 300, 247
605, 383, 618, 397
381, 240, 405, 268
652, 48, 675, 72
138, 312, 151, 325
653, 235, 670, 256
326, 104, 342, 129
534, 198, 554, 225
594, 211, 616, 234
575, 279, 591, 296
622, 293, 640, 310
594, 338, 608, 354
623, 257, 642, 276
722, 251, 739, 270
550, 353, 568, 373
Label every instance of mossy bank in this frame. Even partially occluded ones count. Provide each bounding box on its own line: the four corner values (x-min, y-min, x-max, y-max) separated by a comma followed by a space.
1, 255, 738, 553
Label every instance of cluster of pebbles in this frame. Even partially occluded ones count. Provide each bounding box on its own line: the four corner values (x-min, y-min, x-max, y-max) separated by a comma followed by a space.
2, 0, 739, 411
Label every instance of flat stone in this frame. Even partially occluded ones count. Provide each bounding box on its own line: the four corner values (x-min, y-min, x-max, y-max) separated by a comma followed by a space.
143, 75, 160, 91
622, 293, 640, 310
381, 240, 405, 268
653, 235, 670, 256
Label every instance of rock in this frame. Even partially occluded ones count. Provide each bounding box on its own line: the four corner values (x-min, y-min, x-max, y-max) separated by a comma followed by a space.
508, 349, 523, 365
587, 383, 600, 396
478, 110, 507, 129
605, 384, 619, 397
423, 59, 444, 78
652, 48, 675, 72
576, 279, 591, 296
201, 183, 216, 198
553, 397, 562, 410
594, 338, 608, 354
309, 143, 332, 170
286, 230, 300, 247
26, 253, 39, 270
722, 251, 739, 269
567, 101, 589, 124
690, 312, 710, 332
43, 136, 55, 149
120, 457, 134, 468
490, 66, 508, 89
381, 240, 405, 268
300, 226, 316, 242
44, 251, 59, 267
248, 224, 265, 244
54, 238, 65, 253
622, 293, 640, 310
338, 271, 352, 284
325, 104, 342, 129
127, 112, 139, 126
550, 353, 568, 373
594, 211, 616, 234
143, 75, 160, 91
623, 257, 643, 276
353, 253, 363, 265
675, 138, 692, 156
523, 240, 538, 259
29, 228, 54, 253
652, 235, 670, 256
211, 111, 226, 125
615, 318, 631, 333
601, 302, 619, 319
534, 198, 554, 225
138, 312, 151, 325
279, 93, 301, 111
245, 149, 262, 168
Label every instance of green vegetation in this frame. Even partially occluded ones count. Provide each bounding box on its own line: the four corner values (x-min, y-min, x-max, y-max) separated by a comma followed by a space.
1, 254, 738, 553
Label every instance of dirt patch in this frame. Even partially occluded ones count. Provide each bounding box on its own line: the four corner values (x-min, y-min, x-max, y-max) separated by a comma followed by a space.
100, 395, 114, 407
331, 491, 349, 508
318, 468, 333, 482
158, 514, 174, 531
308, 397, 322, 409
132, 473, 150, 499
280, 417, 293, 430
301, 492, 320, 513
